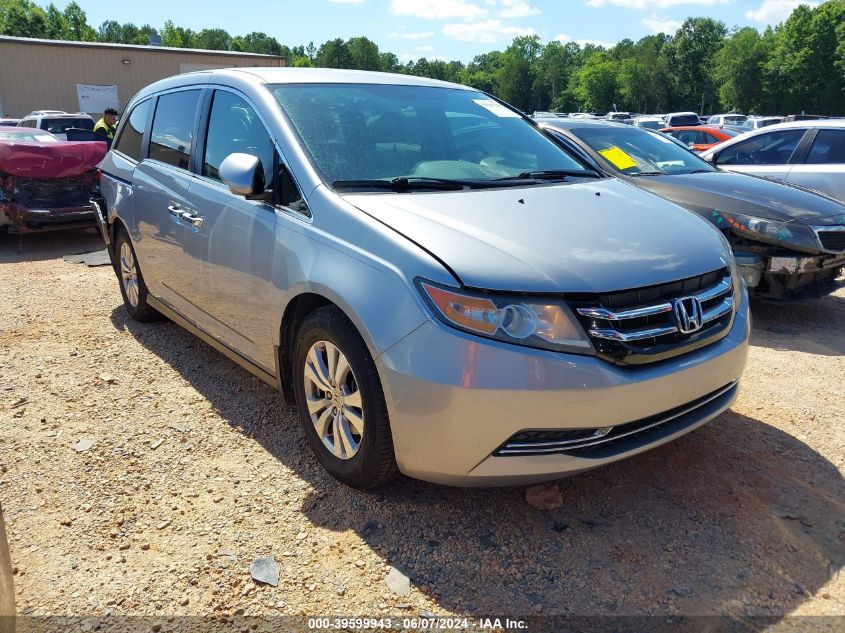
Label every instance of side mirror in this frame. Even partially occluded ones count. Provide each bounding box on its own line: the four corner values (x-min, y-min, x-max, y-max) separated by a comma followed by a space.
219, 153, 269, 200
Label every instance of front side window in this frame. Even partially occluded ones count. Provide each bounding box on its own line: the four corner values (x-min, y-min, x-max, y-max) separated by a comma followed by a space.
270, 83, 589, 186
716, 129, 805, 166
149, 90, 201, 170
570, 125, 714, 175
805, 129, 845, 164
113, 99, 151, 162
203, 90, 275, 186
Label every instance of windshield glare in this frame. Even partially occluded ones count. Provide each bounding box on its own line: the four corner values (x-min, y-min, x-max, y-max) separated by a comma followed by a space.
0, 131, 58, 142
571, 125, 715, 175
270, 84, 588, 185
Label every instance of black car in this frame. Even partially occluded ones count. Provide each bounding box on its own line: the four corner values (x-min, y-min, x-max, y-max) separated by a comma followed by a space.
536, 118, 845, 299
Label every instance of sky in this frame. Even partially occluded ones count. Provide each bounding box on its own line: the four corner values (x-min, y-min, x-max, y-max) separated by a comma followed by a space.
63, 0, 819, 62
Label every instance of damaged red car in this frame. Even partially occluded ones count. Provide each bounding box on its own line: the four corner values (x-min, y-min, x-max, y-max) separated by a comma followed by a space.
0, 126, 106, 234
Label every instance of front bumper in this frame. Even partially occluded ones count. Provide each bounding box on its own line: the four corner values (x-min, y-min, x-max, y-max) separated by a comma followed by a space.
376, 287, 750, 486
0, 202, 95, 233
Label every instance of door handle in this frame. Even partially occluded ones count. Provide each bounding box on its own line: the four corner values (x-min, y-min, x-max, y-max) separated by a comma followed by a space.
167, 204, 186, 218
181, 212, 205, 229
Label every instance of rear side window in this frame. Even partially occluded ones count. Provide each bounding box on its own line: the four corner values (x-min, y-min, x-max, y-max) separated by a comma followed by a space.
669, 114, 700, 126
716, 129, 805, 166
149, 90, 201, 170
806, 129, 845, 164
113, 99, 151, 162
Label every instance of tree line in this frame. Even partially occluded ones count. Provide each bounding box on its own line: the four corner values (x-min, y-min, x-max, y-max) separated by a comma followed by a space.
2, 0, 844, 115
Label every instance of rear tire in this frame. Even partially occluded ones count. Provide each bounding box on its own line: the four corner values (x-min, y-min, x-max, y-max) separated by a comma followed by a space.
114, 229, 160, 322
293, 306, 399, 489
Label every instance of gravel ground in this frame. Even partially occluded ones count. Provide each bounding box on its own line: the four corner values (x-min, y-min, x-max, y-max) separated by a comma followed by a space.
0, 230, 843, 627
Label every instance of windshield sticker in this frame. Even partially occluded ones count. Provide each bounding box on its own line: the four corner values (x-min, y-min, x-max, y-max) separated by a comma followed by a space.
473, 99, 521, 118
599, 146, 638, 170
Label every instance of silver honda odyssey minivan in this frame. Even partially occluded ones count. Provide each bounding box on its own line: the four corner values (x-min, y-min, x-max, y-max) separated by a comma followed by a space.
93, 68, 749, 488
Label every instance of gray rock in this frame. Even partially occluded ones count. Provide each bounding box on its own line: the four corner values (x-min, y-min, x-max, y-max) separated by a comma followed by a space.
72, 439, 96, 453
385, 564, 411, 597
250, 556, 279, 587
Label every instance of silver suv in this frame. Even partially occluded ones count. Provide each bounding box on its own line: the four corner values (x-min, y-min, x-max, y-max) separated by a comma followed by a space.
93, 68, 749, 488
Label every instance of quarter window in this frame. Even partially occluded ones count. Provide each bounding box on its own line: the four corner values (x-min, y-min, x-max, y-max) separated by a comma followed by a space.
805, 129, 845, 164
149, 90, 201, 170
717, 129, 805, 166
113, 99, 151, 162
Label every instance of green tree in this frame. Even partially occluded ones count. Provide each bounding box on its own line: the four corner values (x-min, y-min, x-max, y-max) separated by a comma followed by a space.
573, 54, 619, 112
161, 20, 193, 48
617, 58, 649, 112
535, 41, 579, 110
44, 2, 67, 39
347, 36, 380, 70
62, 1, 95, 41
192, 28, 232, 50
1, 0, 49, 38
713, 27, 769, 113
494, 35, 542, 112
665, 17, 727, 113
315, 38, 352, 68
232, 31, 282, 55
764, 1, 845, 114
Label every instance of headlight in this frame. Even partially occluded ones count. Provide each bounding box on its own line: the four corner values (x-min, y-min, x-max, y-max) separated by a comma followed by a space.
416, 280, 594, 354
712, 210, 820, 252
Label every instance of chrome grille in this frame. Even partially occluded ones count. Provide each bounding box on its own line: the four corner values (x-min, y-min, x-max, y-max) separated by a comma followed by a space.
814, 227, 845, 253
494, 381, 738, 457
570, 268, 734, 365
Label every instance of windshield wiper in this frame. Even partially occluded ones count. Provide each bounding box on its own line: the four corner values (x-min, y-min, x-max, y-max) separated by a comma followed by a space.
516, 169, 599, 180
628, 171, 664, 177
332, 177, 473, 192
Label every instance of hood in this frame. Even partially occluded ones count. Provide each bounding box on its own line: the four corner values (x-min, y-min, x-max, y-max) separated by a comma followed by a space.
344, 178, 731, 294
0, 141, 107, 178
628, 171, 845, 226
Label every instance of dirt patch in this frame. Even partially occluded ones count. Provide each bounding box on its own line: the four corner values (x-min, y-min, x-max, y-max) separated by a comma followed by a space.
1, 231, 843, 624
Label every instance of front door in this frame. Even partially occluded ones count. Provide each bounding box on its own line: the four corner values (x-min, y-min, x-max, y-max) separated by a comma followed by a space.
181, 88, 279, 371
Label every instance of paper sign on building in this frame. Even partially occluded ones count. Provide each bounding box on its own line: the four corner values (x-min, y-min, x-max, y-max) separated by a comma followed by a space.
77, 84, 119, 114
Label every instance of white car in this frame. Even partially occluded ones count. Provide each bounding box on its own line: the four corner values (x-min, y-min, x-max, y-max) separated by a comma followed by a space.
700, 120, 845, 203
707, 114, 747, 126
739, 116, 785, 131
632, 115, 665, 130
17, 110, 95, 140
663, 112, 700, 127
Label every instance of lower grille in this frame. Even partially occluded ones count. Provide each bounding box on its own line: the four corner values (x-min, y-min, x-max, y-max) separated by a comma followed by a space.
814, 227, 845, 253
570, 268, 735, 365
13, 174, 97, 209
494, 381, 737, 457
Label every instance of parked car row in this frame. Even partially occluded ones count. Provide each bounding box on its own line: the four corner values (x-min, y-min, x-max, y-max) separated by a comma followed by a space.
535, 117, 845, 300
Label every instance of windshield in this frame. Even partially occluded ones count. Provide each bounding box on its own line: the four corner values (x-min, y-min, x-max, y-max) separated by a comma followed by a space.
0, 130, 58, 142
41, 118, 94, 134
571, 125, 715, 175
270, 83, 589, 186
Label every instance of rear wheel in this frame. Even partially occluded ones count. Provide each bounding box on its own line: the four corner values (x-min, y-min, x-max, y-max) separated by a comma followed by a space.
114, 229, 159, 322
293, 307, 399, 489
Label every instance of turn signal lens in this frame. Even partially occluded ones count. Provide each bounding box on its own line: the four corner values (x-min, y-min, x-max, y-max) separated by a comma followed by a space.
421, 283, 499, 334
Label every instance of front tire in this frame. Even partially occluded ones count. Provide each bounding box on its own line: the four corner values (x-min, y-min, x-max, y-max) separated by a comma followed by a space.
114, 229, 159, 322
293, 307, 399, 489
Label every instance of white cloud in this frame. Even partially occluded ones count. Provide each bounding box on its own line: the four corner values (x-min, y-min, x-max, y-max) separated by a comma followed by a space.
390, 0, 486, 20
444, 19, 535, 42
389, 31, 436, 39
642, 13, 681, 32
554, 33, 615, 48
414, 45, 436, 52
745, 0, 819, 24
586, 0, 727, 8
499, 0, 540, 18
328, 0, 364, 3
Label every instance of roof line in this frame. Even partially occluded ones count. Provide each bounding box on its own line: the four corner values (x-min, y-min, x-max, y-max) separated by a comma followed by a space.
0, 35, 285, 59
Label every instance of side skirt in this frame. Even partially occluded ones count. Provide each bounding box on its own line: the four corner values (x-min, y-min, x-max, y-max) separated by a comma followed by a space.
146, 295, 278, 389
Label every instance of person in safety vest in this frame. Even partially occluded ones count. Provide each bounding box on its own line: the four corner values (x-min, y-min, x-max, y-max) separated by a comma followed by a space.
93, 108, 119, 145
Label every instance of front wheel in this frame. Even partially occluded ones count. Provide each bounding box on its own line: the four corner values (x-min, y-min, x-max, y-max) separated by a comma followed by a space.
293, 307, 399, 489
